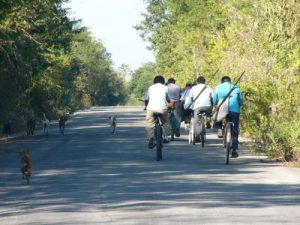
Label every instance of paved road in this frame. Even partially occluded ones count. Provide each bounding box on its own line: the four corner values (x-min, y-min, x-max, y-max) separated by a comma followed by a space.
1, 106, 300, 225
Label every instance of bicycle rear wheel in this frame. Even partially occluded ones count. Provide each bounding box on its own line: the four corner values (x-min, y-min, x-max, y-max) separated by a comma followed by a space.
188, 118, 194, 144
224, 123, 232, 165
155, 123, 163, 161
200, 118, 205, 148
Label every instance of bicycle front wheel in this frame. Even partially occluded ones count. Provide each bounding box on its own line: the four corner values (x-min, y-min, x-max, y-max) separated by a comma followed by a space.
155, 123, 163, 161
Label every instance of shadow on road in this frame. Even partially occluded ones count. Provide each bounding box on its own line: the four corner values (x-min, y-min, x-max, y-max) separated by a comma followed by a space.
1, 107, 300, 217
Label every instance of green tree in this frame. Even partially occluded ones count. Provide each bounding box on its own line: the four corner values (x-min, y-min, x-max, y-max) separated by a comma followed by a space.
130, 62, 157, 99
139, 0, 300, 161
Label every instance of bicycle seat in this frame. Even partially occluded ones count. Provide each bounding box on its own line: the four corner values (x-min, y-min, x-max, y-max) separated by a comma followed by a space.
152, 113, 163, 122
153, 112, 161, 117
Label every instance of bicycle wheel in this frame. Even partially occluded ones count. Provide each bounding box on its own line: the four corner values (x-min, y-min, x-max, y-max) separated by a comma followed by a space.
155, 123, 163, 161
200, 117, 205, 148
192, 122, 196, 145
188, 117, 194, 144
224, 123, 232, 165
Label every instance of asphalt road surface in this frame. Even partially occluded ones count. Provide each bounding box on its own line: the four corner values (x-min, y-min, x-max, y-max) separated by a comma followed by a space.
1, 106, 300, 225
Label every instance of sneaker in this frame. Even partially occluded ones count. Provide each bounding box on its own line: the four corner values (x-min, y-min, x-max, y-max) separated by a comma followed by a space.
217, 129, 223, 138
148, 138, 154, 149
231, 150, 239, 158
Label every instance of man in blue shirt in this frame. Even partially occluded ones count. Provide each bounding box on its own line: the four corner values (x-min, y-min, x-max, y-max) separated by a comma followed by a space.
166, 78, 182, 137
213, 76, 244, 158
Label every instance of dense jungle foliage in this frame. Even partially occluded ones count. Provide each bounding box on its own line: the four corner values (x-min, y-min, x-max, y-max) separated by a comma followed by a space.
133, 0, 300, 161
0, 0, 127, 132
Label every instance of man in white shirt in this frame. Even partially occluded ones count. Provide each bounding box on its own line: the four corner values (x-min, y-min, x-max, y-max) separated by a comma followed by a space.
145, 75, 170, 148
190, 76, 213, 140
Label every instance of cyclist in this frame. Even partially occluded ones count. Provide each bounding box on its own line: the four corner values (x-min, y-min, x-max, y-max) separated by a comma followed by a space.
180, 82, 193, 124
145, 75, 170, 149
213, 76, 244, 158
190, 76, 213, 141
166, 78, 182, 137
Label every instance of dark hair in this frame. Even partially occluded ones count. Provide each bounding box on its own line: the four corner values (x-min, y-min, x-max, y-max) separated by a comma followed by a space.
221, 76, 231, 83
185, 82, 192, 87
167, 78, 176, 84
197, 76, 206, 84
154, 75, 165, 84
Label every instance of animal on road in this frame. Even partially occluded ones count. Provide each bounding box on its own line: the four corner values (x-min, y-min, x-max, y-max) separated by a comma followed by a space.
108, 116, 117, 135
42, 113, 49, 135
19, 149, 32, 184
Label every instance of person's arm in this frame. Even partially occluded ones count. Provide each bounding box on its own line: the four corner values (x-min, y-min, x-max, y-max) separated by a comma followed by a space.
179, 86, 183, 100
209, 89, 213, 106
212, 86, 219, 107
144, 89, 150, 109
189, 88, 194, 102
166, 89, 171, 103
237, 88, 244, 106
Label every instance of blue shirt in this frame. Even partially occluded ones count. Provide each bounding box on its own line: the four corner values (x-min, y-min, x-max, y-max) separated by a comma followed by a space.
213, 82, 244, 113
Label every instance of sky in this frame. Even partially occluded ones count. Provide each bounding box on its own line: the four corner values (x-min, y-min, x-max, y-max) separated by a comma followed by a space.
66, 0, 155, 71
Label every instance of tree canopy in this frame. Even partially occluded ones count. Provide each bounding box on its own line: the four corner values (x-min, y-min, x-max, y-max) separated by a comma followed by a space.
0, 0, 127, 131
137, 0, 300, 161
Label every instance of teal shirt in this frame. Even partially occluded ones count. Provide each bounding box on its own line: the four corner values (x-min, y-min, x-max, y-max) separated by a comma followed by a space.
213, 82, 244, 113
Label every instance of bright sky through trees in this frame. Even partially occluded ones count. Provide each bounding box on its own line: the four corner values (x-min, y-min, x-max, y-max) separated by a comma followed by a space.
66, 0, 155, 70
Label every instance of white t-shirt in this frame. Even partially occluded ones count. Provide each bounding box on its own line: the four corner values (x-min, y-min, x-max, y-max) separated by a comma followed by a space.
145, 83, 168, 110
190, 84, 213, 109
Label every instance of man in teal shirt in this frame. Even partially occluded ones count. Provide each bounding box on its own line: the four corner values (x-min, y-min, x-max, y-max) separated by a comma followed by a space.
213, 76, 244, 158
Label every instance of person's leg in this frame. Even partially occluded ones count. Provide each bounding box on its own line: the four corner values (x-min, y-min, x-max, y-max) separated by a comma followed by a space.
159, 110, 170, 142
146, 111, 156, 148
229, 112, 240, 157
174, 102, 182, 135
205, 107, 212, 129
213, 118, 223, 137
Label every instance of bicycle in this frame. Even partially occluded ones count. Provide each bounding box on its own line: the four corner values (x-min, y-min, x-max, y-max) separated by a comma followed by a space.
153, 113, 163, 161
168, 107, 176, 141
198, 112, 207, 148
189, 111, 207, 147
222, 116, 234, 165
